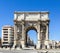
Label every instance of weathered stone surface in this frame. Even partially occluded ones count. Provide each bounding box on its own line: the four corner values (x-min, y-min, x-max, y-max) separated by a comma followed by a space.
13, 11, 50, 49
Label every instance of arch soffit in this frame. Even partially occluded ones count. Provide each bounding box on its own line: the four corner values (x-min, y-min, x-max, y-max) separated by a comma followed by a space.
25, 26, 37, 33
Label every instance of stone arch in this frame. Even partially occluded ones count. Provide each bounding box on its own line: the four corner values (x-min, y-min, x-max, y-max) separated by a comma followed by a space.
13, 11, 50, 49
26, 26, 37, 33
25, 26, 37, 47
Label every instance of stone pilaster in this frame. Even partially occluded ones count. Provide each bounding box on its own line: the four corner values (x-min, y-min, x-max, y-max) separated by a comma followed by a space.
36, 21, 41, 49
13, 24, 17, 48
46, 24, 49, 40
45, 23, 49, 49
21, 21, 25, 48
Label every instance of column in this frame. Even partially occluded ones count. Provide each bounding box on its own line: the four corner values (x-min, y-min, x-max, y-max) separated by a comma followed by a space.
46, 24, 49, 40
36, 21, 41, 49
21, 22, 25, 48
13, 24, 17, 48
45, 23, 49, 49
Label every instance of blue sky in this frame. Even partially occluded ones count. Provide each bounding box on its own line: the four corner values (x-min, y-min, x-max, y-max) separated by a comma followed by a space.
0, 0, 60, 43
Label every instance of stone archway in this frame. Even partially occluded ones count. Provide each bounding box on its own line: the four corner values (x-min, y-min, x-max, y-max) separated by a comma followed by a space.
25, 26, 37, 47
13, 11, 50, 49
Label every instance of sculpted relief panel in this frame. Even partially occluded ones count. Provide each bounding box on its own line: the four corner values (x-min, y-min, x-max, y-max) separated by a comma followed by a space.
25, 22, 37, 28
25, 13, 40, 21
14, 12, 49, 21
16, 24, 22, 40
41, 24, 46, 42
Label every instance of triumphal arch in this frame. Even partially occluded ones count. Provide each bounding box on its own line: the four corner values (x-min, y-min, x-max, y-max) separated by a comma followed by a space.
13, 11, 50, 49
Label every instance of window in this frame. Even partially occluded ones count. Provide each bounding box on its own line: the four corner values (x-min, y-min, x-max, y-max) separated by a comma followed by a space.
3, 42, 8, 44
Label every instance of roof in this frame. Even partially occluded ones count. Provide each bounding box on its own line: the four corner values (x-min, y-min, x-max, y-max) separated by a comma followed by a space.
2, 25, 13, 29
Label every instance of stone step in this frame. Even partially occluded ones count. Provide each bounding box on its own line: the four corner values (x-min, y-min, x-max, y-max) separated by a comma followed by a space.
23, 47, 35, 50
0, 50, 37, 53
0, 49, 60, 53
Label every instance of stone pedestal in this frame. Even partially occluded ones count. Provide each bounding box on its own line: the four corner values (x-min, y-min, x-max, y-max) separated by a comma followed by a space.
11, 47, 15, 50
3, 47, 6, 50
6, 47, 10, 50
21, 40, 25, 49
13, 40, 17, 48
36, 41, 41, 49
45, 40, 50, 49
16, 47, 21, 50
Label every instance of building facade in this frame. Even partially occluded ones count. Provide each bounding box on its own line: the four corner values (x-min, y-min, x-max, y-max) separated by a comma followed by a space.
2, 25, 14, 47
13, 11, 50, 49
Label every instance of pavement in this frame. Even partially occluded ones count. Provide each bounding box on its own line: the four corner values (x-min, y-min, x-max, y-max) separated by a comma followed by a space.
0, 49, 60, 53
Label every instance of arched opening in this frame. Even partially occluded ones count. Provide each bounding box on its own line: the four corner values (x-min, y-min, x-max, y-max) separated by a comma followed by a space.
25, 27, 37, 48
